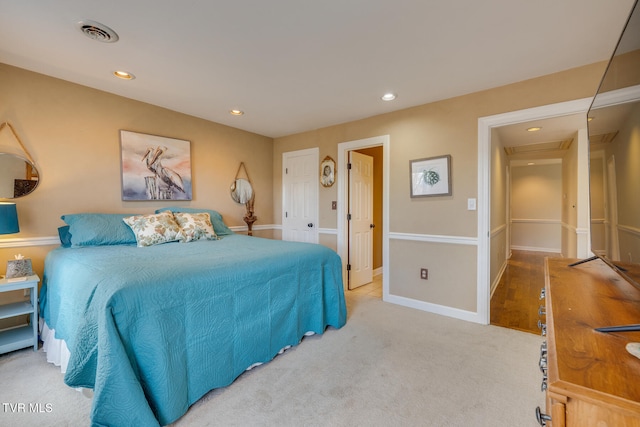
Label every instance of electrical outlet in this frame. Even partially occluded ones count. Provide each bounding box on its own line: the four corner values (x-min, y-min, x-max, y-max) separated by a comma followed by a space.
420, 268, 428, 280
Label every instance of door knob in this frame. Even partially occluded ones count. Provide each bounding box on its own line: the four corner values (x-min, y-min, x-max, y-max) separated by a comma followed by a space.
308, 223, 314, 228
370, 224, 375, 229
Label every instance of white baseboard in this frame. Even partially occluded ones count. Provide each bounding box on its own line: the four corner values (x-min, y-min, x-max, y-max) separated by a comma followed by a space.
384, 293, 484, 324
511, 245, 561, 253
490, 259, 508, 298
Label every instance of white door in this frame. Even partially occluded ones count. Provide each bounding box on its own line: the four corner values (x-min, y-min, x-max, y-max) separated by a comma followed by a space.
283, 148, 319, 243
348, 151, 373, 289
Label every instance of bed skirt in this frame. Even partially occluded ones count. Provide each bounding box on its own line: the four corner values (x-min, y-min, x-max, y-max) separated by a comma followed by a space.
40, 319, 71, 374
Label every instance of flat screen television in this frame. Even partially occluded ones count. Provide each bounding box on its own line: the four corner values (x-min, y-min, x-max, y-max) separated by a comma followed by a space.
587, 0, 640, 332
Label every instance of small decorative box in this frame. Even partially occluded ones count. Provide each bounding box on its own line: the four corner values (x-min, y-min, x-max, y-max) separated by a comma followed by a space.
6, 258, 33, 279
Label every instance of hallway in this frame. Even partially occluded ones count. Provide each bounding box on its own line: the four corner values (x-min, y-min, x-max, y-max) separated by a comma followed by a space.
490, 250, 561, 334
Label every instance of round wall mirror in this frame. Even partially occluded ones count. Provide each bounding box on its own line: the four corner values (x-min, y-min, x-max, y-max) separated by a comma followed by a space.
230, 178, 253, 204
0, 153, 40, 198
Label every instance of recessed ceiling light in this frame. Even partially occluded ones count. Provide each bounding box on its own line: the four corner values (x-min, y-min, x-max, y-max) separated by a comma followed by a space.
113, 71, 135, 80
230, 109, 244, 116
527, 126, 542, 132
381, 93, 397, 101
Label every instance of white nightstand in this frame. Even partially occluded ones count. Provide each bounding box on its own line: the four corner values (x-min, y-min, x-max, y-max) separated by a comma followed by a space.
0, 274, 39, 354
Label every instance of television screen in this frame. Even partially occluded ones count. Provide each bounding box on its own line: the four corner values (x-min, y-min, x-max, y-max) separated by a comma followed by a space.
588, 0, 640, 291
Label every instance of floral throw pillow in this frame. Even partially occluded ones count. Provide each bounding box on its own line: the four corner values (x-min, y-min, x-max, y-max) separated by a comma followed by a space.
173, 212, 218, 243
122, 211, 182, 247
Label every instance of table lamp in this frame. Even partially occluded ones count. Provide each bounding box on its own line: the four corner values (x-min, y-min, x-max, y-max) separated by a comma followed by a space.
0, 202, 20, 235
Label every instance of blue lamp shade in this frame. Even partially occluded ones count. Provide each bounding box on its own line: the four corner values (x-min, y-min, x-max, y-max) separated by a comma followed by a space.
0, 202, 20, 235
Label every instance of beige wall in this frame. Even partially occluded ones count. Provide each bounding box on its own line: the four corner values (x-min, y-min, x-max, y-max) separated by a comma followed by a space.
511, 163, 562, 252
0, 58, 609, 319
274, 62, 606, 313
0, 63, 275, 280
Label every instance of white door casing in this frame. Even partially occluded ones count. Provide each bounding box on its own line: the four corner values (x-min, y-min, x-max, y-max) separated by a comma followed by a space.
282, 148, 319, 243
607, 155, 620, 261
348, 151, 374, 289
478, 97, 592, 325
337, 135, 389, 296
506, 165, 512, 258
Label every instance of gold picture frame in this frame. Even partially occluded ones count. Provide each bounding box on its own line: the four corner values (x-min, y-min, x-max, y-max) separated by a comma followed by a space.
320, 156, 335, 187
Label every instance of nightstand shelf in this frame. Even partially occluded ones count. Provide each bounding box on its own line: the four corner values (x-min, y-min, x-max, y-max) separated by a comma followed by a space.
0, 301, 35, 318
0, 274, 39, 354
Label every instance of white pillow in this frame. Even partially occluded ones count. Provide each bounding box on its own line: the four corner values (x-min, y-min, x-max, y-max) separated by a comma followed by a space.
122, 211, 182, 247
173, 212, 218, 243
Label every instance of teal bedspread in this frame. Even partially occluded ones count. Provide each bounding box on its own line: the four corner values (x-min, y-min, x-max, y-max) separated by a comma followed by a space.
39, 235, 347, 426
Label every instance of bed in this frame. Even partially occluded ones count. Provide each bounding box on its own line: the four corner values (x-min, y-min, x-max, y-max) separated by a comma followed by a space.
39, 208, 347, 426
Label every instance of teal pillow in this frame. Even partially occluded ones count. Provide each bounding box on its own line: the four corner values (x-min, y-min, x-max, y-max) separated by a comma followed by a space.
58, 226, 72, 248
155, 207, 234, 236
61, 213, 138, 246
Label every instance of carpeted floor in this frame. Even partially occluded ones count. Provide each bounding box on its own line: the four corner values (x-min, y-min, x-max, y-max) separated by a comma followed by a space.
0, 292, 545, 426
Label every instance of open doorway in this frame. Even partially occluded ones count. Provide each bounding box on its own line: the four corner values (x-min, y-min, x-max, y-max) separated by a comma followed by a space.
347, 147, 383, 297
337, 135, 389, 299
478, 98, 592, 325
491, 159, 563, 333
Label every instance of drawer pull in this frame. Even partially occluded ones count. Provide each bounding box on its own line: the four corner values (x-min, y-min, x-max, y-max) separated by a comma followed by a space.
535, 406, 552, 426
539, 354, 547, 372
538, 320, 547, 336
539, 305, 546, 316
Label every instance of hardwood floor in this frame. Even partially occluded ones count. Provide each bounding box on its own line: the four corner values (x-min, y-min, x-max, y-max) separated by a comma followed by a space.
490, 250, 562, 335
347, 274, 382, 298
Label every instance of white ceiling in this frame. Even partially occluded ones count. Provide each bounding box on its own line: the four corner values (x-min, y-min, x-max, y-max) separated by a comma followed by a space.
496, 113, 586, 163
0, 0, 635, 138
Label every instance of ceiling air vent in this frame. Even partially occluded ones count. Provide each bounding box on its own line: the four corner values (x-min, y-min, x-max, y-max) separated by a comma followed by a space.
504, 139, 573, 156
77, 20, 119, 43
589, 131, 619, 145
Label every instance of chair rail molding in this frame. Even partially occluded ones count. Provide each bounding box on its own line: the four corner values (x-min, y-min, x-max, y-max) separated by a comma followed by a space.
0, 236, 60, 248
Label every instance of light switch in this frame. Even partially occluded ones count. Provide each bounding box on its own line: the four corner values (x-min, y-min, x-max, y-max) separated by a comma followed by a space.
467, 198, 477, 211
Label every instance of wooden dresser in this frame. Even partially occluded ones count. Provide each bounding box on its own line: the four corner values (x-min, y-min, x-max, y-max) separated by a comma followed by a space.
540, 257, 640, 426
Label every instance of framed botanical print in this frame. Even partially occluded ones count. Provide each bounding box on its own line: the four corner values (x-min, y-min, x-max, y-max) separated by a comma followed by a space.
410, 155, 452, 197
